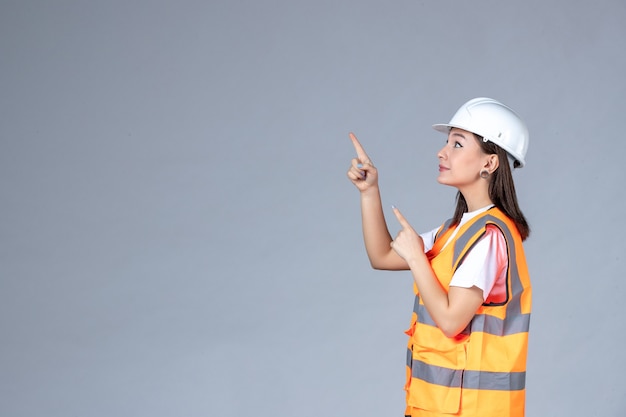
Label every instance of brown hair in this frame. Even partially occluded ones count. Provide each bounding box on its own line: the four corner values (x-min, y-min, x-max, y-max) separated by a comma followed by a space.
451, 135, 530, 240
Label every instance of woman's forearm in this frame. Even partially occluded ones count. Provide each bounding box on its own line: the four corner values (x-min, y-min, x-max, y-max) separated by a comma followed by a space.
390, 206, 484, 337
360, 187, 408, 270
407, 255, 483, 337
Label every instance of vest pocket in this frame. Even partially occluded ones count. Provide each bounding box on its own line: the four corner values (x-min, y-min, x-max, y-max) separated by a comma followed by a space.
408, 335, 467, 413
408, 361, 463, 413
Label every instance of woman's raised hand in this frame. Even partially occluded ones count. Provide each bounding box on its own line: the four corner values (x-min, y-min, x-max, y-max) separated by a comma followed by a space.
347, 132, 379, 192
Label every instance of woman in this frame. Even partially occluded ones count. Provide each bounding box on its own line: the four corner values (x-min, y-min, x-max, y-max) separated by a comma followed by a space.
347, 97, 532, 417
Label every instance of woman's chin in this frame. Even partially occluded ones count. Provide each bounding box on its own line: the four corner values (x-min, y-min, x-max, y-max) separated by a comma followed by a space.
437, 177, 459, 188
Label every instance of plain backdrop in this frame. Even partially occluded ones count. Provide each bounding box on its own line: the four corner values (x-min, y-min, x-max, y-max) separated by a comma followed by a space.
1, 1, 625, 416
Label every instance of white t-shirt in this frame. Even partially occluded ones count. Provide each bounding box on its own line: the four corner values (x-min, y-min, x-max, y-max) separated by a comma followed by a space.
420, 206, 508, 302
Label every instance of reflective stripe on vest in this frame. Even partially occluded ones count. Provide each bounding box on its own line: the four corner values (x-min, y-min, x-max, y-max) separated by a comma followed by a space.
412, 299, 531, 336
406, 356, 527, 391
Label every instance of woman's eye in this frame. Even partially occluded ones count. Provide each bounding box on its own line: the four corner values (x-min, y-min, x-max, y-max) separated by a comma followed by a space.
454, 141, 462, 148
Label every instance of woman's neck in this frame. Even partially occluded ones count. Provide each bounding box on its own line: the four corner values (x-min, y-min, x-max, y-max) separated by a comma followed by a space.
460, 186, 493, 212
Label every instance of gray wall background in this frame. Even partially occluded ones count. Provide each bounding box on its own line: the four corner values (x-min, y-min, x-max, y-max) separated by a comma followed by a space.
2, 1, 625, 416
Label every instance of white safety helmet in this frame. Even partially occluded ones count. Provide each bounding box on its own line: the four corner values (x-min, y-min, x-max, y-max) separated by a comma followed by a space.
432, 97, 529, 167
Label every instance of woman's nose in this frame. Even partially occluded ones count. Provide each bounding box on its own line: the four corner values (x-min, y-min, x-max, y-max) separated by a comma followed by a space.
437, 145, 447, 160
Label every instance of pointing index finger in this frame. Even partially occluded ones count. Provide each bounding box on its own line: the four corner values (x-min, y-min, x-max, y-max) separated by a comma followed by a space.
392, 206, 412, 229
349, 132, 371, 163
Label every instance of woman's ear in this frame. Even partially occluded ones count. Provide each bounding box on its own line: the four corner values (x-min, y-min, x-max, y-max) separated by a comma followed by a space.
484, 154, 499, 174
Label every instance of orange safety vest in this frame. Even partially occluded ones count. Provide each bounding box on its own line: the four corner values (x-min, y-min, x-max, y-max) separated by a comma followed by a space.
404, 207, 531, 417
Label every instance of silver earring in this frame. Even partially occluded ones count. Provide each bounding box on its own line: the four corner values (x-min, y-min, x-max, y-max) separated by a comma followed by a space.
480, 170, 490, 179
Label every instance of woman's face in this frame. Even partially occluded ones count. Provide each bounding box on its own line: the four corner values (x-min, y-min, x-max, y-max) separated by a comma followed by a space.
437, 128, 489, 188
